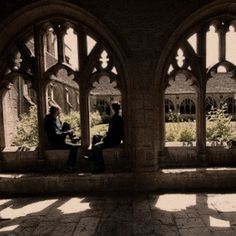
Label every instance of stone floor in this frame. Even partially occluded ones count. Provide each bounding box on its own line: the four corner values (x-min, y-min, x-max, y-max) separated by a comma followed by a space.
0, 193, 236, 235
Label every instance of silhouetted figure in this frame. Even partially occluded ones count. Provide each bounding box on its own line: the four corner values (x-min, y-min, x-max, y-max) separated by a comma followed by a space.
44, 105, 79, 172
90, 101, 123, 173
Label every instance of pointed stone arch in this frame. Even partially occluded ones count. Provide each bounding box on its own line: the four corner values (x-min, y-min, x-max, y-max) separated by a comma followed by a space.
155, 0, 236, 162
0, 0, 129, 160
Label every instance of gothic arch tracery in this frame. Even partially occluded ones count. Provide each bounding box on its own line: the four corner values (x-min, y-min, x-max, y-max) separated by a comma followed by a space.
0, 1, 128, 155
156, 0, 236, 157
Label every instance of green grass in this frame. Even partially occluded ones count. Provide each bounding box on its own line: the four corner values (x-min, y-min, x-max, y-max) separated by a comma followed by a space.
90, 124, 108, 137
165, 121, 236, 142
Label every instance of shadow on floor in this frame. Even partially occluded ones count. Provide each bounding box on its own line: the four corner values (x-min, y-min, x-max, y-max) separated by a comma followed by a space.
0, 192, 236, 235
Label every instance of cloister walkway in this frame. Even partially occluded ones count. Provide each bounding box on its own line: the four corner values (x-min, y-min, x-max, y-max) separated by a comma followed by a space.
0, 193, 236, 235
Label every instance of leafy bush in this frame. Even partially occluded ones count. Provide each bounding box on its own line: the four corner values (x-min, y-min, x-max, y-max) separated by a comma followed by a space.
91, 124, 108, 137
165, 130, 176, 142
206, 104, 233, 143
13, 107, 105, 147
167, 110, 182, 122
166, 121, 195, 142
13, 105, 38, 147
61, 111, 81, 137
179, 125, 195, 142
61, 111, 80, 130
165, 122, 180, 141
90, 111, 102, 127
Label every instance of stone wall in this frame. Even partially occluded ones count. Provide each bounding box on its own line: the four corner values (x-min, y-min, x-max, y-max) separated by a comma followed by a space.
0, 0, 228, 173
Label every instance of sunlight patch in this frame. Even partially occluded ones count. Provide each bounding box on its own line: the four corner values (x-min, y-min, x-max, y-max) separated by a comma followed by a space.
0, 199, 57, 219
155, 194, 196, 211
58, 198, 90, 214
209, 216, 230, 228
0, 199, 11, 205
207, 194, 236, 212
0, 225, 19, 232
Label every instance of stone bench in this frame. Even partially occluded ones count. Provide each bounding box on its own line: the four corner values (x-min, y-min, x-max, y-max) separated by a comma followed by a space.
44, 149, 78, 170
45, 145, 124, 170
102, 145, 124, 169
0, 147, 42, 172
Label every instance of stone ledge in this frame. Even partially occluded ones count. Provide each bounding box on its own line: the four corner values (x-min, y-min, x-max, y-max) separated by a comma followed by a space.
0, 146, 125, 172
1, 167, 236, 196
0, 172, 134, 197
45, 146, 125, 170
160, 146, 236, 167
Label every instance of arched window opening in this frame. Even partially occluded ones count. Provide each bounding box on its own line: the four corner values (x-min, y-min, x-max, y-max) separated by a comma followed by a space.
64, 27, 79, 70
165, 99, 174, 115
25, 37, 35, 57
47, 69, 79, 114
164, 98, 175, 123
226, 25, 236, 64
187, 33, 197, 53
89, 75, 122, 141
224, 97, 236, 118
45, 68, 81, 143
206, 71, 236, 144
163, 17, 236, 149
86, 35, 97, 55
176, 48, 186, 68
43, 27, 58, 70
180, 98, 196, 116
206, 25, 219, 68
164, 73, 196, 145
100, 50, 109, 69
96, 99, 111, 116
0, 15, 125, 155
167, 64, 174, 75
205, 96, 217, 113
2, 75, 38, 149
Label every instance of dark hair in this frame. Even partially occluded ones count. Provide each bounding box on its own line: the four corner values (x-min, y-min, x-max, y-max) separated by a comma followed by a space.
49, 105, 60, 114
111, 101, 121, 111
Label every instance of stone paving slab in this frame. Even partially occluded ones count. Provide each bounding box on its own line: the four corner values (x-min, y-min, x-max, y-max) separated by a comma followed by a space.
1, 193, 236, 235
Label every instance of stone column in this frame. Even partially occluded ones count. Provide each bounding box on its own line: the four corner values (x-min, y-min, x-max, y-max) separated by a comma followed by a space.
218, 25, 226, 62
0, 90, 5, 150
77, 27, 90, 150
129, 55, 157, 173
56, 25, 66, 64
79, 89, 90, 150
196, 28, 207, 164
34, 26, 46, 159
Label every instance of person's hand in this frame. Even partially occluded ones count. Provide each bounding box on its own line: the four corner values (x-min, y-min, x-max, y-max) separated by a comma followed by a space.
67, 129, 75, 135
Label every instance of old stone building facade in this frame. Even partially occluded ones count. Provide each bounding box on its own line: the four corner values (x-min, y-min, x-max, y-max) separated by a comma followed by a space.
1, 0, 236, 192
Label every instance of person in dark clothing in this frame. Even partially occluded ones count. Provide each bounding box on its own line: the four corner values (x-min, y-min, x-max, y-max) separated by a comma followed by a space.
44, 105, 79, 172
90, 101, 123, 173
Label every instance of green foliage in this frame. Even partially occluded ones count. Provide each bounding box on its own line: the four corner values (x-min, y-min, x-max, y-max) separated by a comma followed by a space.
90, 123, 108, 137
165, 109, 195, 142
90, 111, 102, 127
206, 104, 233, 143
166, 105, 235, 144
165, 121, 195, 142
179, 125, 195, 142
13, 105, 38, 147
13, 108, 104, 147
61, 111, 80, 130
167, 110, 182, 122
165, 123, 180, 141
60, 111, 81, 137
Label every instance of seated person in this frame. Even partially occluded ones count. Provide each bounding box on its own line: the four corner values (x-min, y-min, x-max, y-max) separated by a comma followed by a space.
44, 105, 80, 172
89, 101, 124, 173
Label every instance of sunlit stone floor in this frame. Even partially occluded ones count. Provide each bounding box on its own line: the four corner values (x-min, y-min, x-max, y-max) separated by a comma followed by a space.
0, 193, 236, 235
